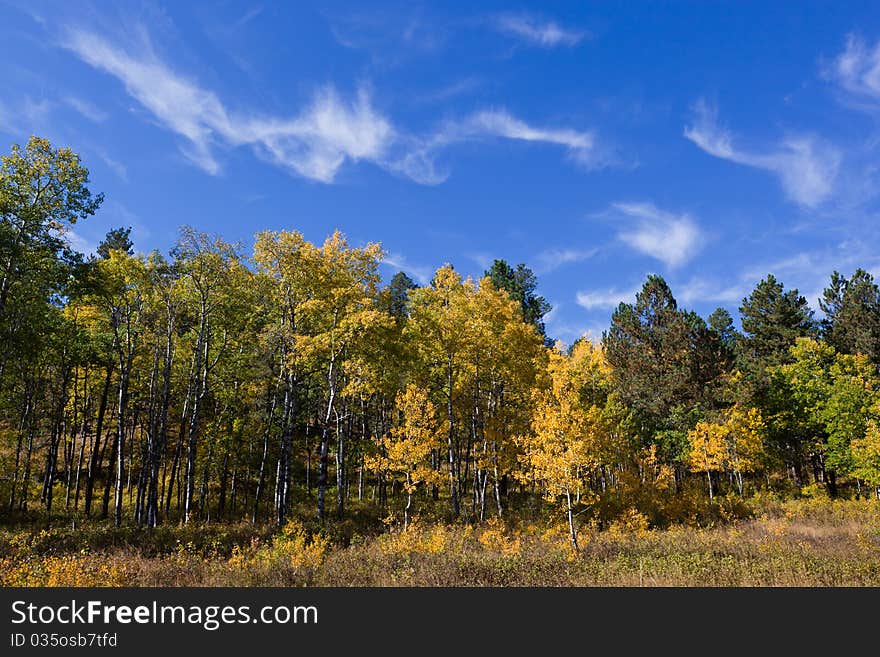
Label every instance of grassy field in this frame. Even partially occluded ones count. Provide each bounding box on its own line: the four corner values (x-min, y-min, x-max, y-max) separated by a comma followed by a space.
1, 497, 879, 586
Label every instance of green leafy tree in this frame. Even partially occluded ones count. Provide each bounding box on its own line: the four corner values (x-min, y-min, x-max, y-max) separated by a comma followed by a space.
0, 136, 102, 380
852, 420, 880, 497
772, 338, 878, 495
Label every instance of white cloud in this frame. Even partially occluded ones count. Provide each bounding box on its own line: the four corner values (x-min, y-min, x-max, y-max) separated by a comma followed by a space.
63, 96, 109, 122
96, 151, 128, 181
465, 251, 493, 271
677, 278, 746, 305
0, 97, 51, 136
414, 77, 482, 105
535, 247, 597, 273
381, 252, 432, 285
63, 28, 231, 173
245, 88, 394, 182
493, 13, 586, 47
613, 202, 703, 268
393, 108, 600, 182
63, 27, 600, 184
684, 100, 841, 208
63, 28, 394, 181
575, 286, 638, 310
465, 110, 594, 161
728, 245, 880, 313
543, 302, 601, 343
743, 252, 815, 282
824, 34, 880, 107
66, 230, 97, 256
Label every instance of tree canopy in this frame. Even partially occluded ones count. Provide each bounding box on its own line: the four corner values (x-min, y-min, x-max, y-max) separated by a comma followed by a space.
3, 137, 880, 554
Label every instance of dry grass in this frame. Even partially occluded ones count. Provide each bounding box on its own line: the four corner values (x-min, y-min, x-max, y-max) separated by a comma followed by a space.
1, 498, 878, 587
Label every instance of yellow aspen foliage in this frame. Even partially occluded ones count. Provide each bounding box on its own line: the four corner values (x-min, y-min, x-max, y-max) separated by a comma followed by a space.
366, 385, 445, 529
724, 406, 766, 493
477, 518, 521, 556
638, 445, 676, 492
515, 341, 604, 550
689, 405, 765, 497
687, 421, 727, 500
404, 265, 477, 519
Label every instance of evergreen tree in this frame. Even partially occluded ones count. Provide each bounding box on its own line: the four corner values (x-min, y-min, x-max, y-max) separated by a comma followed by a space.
484, 259, 551, 341
603, 275, 723, 461
96, 226, 134, 259
739, 274, 815, 373
708, 307, 738, 370
820, 269, 880, 366
383, 271, 417, 322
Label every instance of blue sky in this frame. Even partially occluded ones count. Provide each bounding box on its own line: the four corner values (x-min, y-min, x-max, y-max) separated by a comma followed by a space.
3, 1, 880, 343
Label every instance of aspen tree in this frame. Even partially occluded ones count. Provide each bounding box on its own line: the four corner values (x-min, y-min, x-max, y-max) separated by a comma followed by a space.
367, 385, 443, 529
515, 341, 604, 549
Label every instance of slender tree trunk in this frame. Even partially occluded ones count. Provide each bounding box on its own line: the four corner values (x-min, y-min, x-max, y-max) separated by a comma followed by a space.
73, 422, 87, 511
336, 404, 346, 520
147, 325, 174, 528
229, 462, 237, 521
276, 375, 296, 527
317, 357, 336, 522
85, 364, 113, 516
404, 472, 412, 531
114, 372, 129, 528
19, 420, 36, 512
253, 400, 273, 524
218, 445, 230, 518
42, 420, 62, 516
184, 312, 209, 524
446, 356, 459, 519
199, 443, 212, 522
566, 486, 578, 551
165, 350, 196, 517
8, 393, 32, 512
101, 405, 119, 520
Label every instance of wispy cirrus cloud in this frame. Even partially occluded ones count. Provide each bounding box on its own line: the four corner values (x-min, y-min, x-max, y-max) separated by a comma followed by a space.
0, 96, 51, 137
463, 110, 595, 163
491, 13, 586, 47
245, 88, 394, 182
677, 278, 747, 306
66, 230, 98, 256
742, 248, 880, 305
822, 34, 880, 110
612, 202, 703, 269
543, 302, 604, 344
63, 27, 394, 181
395, 108, 601, 183
690, 243, 880, 313
95, 150, 128, 181
575, 285, 639, 310
62, 25, 603, 185
535, 247, 598, 273
413, 77, 482, 106
63, 95, 109, 122
464, 251, 493, 271
381, 252, 432, 285
684, 100, 841, 208
63, 27, 235, 174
